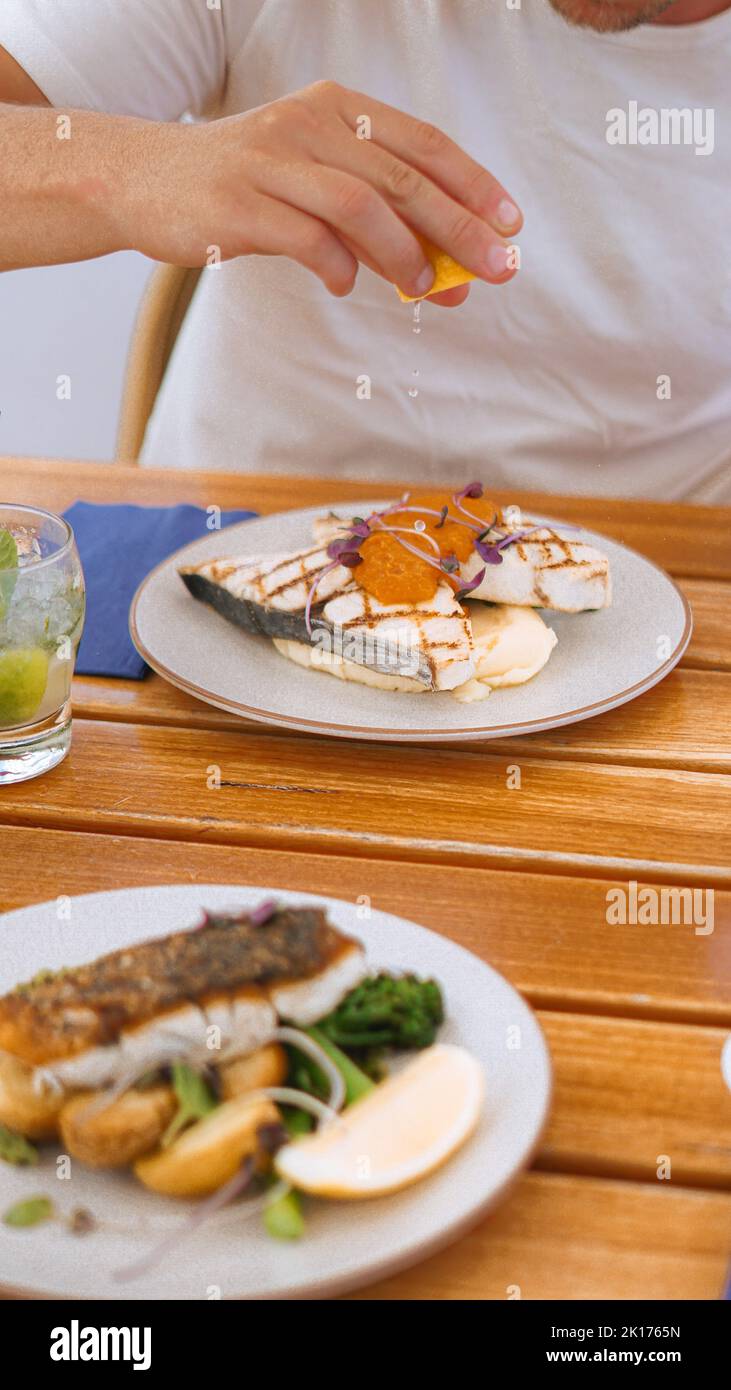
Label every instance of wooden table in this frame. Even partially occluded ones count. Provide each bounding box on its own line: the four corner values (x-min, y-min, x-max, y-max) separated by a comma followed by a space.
2, 456, 730, 1301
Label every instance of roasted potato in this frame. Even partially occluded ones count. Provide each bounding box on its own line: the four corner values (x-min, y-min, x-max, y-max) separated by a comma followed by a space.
219, 1043, 287, 1100
0, 1051, 66, 1139
134, 1094, 279, 1198
59, 1085, 176, 1168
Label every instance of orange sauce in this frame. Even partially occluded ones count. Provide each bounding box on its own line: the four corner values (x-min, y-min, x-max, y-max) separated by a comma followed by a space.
356, 490, 496, 606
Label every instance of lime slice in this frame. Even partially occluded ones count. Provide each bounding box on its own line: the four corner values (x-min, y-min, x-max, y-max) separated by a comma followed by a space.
0, 648, 50, 726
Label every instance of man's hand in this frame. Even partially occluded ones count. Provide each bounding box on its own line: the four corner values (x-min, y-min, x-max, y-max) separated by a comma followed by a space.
123, 81, 523, 303
0, 77, 522, 299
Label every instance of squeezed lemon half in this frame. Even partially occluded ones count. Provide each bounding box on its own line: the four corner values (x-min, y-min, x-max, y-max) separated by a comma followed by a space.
396, 237, 476, 302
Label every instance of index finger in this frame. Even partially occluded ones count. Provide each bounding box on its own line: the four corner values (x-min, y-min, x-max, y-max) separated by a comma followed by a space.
335, 88, 523, 237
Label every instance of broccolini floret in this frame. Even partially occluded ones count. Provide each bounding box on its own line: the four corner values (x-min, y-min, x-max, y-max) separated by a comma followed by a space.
316, 973, 444, 1051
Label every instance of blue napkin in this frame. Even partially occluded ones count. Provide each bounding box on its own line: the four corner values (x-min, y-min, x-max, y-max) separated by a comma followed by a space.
63, 501, 257, 679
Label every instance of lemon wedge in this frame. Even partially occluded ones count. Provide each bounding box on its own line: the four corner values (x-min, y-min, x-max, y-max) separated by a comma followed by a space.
275, 1044, 484, 1198
396, 237, 476, 302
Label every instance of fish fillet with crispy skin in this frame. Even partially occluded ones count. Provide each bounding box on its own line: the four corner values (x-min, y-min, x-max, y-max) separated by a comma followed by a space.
0, 906, 366, 1090
179, 550, 476, 690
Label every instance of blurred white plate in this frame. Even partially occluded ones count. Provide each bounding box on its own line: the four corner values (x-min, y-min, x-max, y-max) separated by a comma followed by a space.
130, 501, 691, 742
0, 884, 551, 1301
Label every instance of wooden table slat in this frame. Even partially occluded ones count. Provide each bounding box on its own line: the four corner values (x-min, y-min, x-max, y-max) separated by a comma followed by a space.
345, 1171, 731, 1301
3, 718, 728, 883
5, 828, 730, 1025
538, 1012, 731, 1189
70, 666, 731, 772
680, 579, 731, 672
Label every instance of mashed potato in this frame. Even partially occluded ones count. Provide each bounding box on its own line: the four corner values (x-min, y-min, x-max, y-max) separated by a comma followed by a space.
273, 602, 557, 701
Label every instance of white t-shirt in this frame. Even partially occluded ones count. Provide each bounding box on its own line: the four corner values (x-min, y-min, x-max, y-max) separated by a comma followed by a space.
2, 0, 731, 502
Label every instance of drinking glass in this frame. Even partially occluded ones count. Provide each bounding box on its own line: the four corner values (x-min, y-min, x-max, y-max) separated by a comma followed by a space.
0, 505, 85, 784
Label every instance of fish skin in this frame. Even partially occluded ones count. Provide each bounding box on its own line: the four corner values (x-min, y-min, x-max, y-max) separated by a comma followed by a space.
312, 513, 611, 613
181, 554, 476, 690
0, 908, 366, 1073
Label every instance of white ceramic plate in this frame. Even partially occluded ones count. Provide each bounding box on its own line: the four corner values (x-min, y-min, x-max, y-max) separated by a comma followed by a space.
0, 885, 551, 1301
130, 501, 691, 742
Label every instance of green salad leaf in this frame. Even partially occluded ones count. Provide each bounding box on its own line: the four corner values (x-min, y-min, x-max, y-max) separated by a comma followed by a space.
162, 1064, 218, 1147
3, 1195, 54, 1228
263, 1187, 304, 1241
0, 1125, 38, 1167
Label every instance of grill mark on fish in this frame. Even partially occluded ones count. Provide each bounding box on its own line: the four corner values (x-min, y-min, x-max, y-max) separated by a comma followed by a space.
0, 907, 362, 1067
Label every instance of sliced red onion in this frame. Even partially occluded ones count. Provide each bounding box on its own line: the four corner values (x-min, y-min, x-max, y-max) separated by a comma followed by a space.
113, 1157, 258, 1283
111, 1076, 337, 1283
257, 1086, 337, 1126
271, 1027, 346, 1112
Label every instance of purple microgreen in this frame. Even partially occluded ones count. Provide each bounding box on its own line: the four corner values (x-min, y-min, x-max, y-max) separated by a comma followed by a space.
476, 515, 499, 542
439, 551, 461, 574
326, 535, 365, 561
454, 481, 484, 502
455, 567, 487, 601
375, 522, 442, 559
304, 558, 343, 635
250, 898, 278, 927
391, 504, 480, 534
339, 551, 363, 569
475, 539, 504, 565
476, 526, 539, 565
451, 485, 489, 529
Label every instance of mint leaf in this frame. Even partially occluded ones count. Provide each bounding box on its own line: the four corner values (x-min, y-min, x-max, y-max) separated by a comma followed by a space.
0, 1125, 38, 1167
0, 529, 18, 571
3, 1195, 54, 1228
0, 528, 18, 622
162, 1064, 218, 1147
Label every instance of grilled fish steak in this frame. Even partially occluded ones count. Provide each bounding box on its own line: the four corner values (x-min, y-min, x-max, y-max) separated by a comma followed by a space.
0, 907, 366, 1089
313, 513, 611, 613
180, 549, 476, 690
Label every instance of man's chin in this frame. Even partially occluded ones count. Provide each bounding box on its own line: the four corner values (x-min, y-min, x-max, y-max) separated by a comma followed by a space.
546, 0, 677, 31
